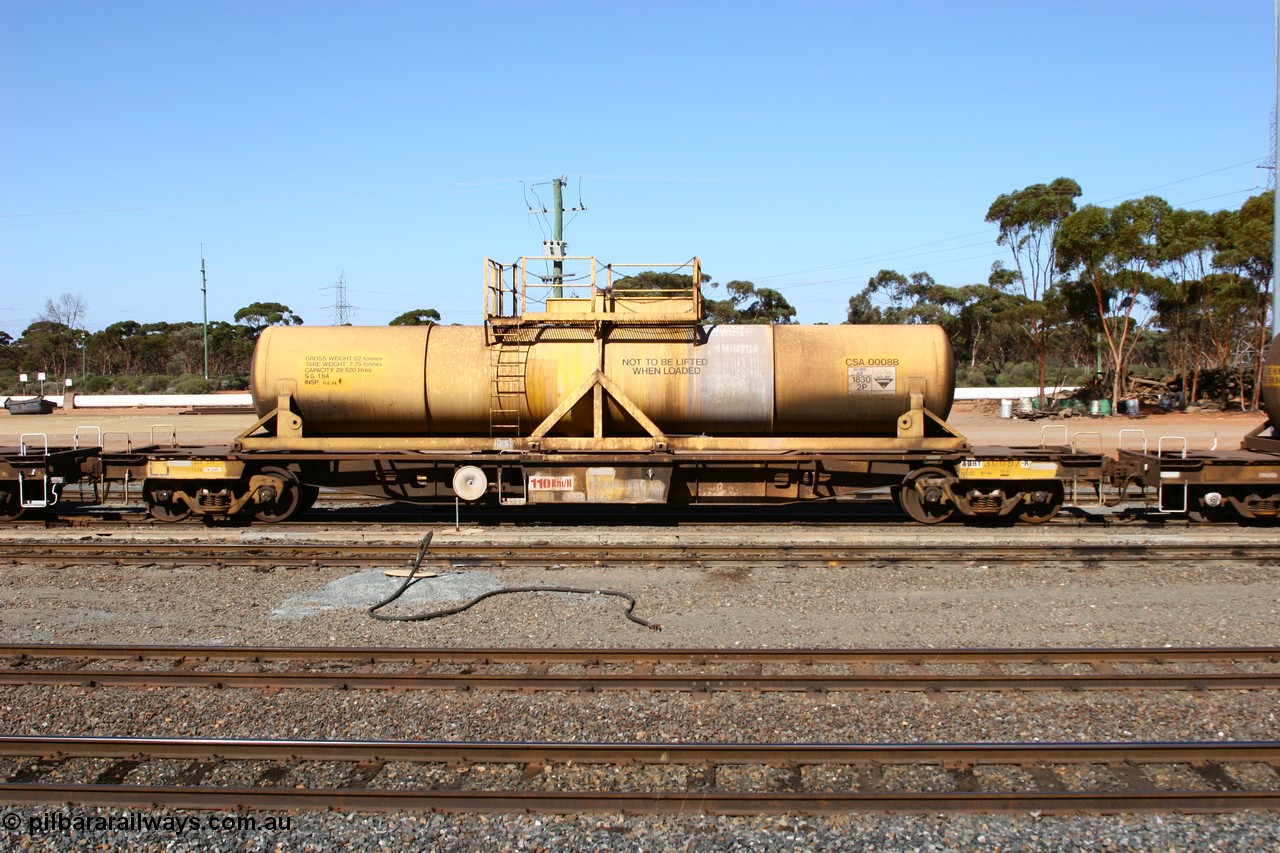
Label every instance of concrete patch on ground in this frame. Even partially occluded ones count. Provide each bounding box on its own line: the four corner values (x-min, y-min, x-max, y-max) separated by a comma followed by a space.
271, 569, 504, 620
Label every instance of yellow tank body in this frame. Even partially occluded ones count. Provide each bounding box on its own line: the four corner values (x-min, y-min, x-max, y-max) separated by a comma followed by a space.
251, 323, 955, 437
772, 324, 954, 433
1264, 334, 1280, 428
251, 325, 430, 434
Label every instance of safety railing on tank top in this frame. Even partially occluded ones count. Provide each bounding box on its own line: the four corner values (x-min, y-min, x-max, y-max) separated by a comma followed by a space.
484, 256, 702, 324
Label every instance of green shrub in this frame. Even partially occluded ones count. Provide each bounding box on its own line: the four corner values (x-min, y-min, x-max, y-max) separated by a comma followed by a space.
994, 363, 1039, 387
1055, 366, 1095, 386
955, 365, 997, 387
171, 375, 213, 394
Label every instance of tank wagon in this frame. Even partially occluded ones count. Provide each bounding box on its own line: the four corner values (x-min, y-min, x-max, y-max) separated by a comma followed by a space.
2, 256, 1279, 524
219, 256, 1076, 525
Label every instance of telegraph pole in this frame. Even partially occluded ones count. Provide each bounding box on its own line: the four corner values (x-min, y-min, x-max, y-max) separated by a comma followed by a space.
528, 175, 582, 298
551, 176, 566, 298
200, 248, 209, 380
1274, 0, 1279, 336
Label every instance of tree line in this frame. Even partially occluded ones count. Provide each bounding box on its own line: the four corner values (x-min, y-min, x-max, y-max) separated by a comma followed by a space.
0, 300, 304, 395
847, 183, 1273, 409
2, 183, 1274, 407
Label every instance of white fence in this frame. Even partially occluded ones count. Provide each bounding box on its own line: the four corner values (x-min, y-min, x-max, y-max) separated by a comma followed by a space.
954, 387, 1077, 401
6, 394, 254, 409
9, 390, 1068, 409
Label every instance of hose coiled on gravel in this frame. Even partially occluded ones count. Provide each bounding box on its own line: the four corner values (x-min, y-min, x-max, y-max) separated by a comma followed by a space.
367, 532, 660, 629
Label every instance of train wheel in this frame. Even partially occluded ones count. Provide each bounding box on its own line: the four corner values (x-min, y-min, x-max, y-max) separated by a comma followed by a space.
897, 467, 955, 524
1017, 484, 1064, 524
253, 467, 303, 523
0, 486, 29, 522
144, 484, 191, 523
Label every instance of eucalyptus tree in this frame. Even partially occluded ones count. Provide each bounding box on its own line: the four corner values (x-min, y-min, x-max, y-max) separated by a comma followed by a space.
846, 268, 1031, 374
38, 292, 88, 330
32, 292, 89, 383
1212, 190, 1274, 409
389, 309, 441, 326
234, 302, 304, 339
985, 178, 1082, 405
15, 321, 77, 380
94, 321, 138, 374
1055, 196, 1172, 405
0, 331, 13, 373
207, 320, 255, 375
847, 270, 956, 328
704, 280, 797, 324
956, 264, 1034, 374
1152, 207, 1224, 400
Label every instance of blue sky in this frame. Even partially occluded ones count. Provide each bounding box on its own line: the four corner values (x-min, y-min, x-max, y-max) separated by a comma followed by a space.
1, 1, 1273, 337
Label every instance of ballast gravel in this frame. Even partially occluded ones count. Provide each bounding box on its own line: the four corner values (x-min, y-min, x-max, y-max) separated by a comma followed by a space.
1, 523, 1278, 850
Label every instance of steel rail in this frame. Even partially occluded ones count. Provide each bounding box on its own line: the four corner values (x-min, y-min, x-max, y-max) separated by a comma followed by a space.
3, 642, 1277, 663
1, 737, 1277, 814
4, 734, 1279, 764
2, 541, 1276, 567
2, 644, 1277, 693
4, 670, 1279, 692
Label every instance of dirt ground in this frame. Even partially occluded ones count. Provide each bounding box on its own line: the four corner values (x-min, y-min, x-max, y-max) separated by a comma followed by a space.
0, 400, 1268, 454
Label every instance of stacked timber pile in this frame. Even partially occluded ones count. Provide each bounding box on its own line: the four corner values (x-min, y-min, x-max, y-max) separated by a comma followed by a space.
1184, 368, 1254, 409
1125, 375, 1186, 410
1125, 370, 1256, 411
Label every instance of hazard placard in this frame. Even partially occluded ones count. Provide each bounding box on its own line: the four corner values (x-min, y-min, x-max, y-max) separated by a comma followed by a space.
848, 365, 897, 394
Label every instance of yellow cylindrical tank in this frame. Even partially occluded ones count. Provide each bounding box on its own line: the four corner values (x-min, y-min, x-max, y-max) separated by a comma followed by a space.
528, 326, 776, 435
1263, 334, 1280, 428
250, 323, 955, 437
251, 325, 430, 434
773, 324, 954, 433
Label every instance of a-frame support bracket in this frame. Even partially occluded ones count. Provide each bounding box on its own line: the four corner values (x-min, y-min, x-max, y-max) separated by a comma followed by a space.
235, 393, 303, 447
528, 369, 668, 450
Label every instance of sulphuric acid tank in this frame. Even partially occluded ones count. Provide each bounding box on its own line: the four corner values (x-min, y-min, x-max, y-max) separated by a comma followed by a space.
250, 323, 956, 437
1263, 334, 1280, 428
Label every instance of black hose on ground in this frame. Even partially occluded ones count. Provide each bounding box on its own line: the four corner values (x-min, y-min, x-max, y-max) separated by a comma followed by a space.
367, 531, 660, 629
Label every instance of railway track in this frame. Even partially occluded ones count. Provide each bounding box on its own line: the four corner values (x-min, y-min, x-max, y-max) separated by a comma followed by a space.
2, 644, 1278, 692
0, 734, 1276, 814
2, 540, 1276, 568
4, 645, 1279, 815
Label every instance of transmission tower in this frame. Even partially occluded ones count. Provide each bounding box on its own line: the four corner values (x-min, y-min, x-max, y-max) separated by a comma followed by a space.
325, 272, 356, 325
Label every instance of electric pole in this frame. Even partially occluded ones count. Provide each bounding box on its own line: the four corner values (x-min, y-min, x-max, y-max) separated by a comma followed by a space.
200, 248, 209, 380
527, 175, 583, 298
1273, 0, 1279, 337
550, 176, 566, 298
